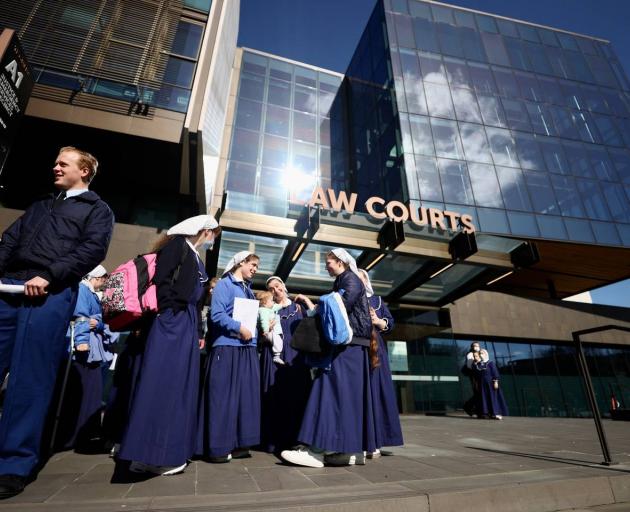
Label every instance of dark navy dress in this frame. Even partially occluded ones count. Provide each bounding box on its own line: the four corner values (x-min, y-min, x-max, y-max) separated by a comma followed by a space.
259, 301, 312, 453
119, 253, 206, 467
368, 295, 403, 448
470, 360, 509, 418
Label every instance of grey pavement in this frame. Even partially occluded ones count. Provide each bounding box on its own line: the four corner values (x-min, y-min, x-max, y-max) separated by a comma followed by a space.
3, 415, 630, 512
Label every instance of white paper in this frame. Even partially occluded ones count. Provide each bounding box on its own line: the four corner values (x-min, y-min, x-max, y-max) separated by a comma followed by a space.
233, 297, 259, 337
0, 284, 26, 294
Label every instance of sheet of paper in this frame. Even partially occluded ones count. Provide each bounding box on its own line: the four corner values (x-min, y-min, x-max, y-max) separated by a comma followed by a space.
233, 297, 259, 337
0, 284, 26, 294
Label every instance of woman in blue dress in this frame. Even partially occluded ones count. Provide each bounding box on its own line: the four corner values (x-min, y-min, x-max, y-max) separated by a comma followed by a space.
358, 269, 403, 456
118, 214, 219, 476
468, 351, 509, 420
281, 249, 376, 467
259, 276, 315, 453
198, 251, 261, 463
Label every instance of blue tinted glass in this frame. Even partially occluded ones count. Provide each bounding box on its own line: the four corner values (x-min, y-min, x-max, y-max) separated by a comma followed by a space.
486, 127, 519, 167
538, 76, 564, 105
557, 33, 579, 52
293, 111, 317, 143
226, 161, 256, 194
391, 0, 409, 14
477, 207, 510, 234
524, 171, 559, 214
565, 52, 594, 82
602, 181, 630, 222
475, 14, 497, 33
409, 2, 431, 19
437, 159, 474, 204
497, 19, 518, 38
493, 67, 519, 97
295, 66, 317, 88
468, 63, 497, 94
454, 10, 476, 29
431, 119, 464, 159
586, 55, 619, 88
268, 78, 292, 108
294, 85, 317, 113
409, 114, 435, 155
501, 98, 532, 131
576, 179, 611, 220
164, 57, 195, 87
431, 5, 454, 24
239, 72, 265, 102
592, 115, 624, 146
235, 98, 262, 131
262, 134, 289, 169
481, 32, 510, 66
545, 47, 570, 79
574, 111, 601, 144
525, 42, 554, 75
154, 85, 190, 112
171, 21, 203, 58
496, 166, 532, 211
608, 148, 630, 183
444, 57, 472, 88
399, 49, 428, 114
615, 118, 630, 147
564, 218, 595, 242
393, 13, 415, 48
459, 122, 492, 163
517, 24, 540, 43
462, 27, 487, 62
590, 221, 621, 245
425, 83, 455, 118
411, 16, 439, 53
468, 163, 503, 207
562, 140, 594, 178
292, 141, 317, 173
230, 128, 260, 164
184, 0, 211, 11
549, 106, 580, 140
478, 95, 507, 128
504, 38, 531, 71
419, 52, 448, 84
538, 137, 570, 174
618, 224, 630, 246
452, 88, 482, 122
436, 23, 465, 58
536, 215, 567, 239
509, 212, 540, 236
416, 155, 443, 201
513, 133, 546, 171
587, 146, 618, 181
538, 28, 559, 47
580, 85, 609, 114
525, 103, 556, 136
270, 59, 292, 82
515, 71, 542, 102
242, 52, 267, 75
550, 175, 585, 217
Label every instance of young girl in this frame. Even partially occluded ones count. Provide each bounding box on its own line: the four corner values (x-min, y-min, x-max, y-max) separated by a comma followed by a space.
470, 351, 509, 420
119, 214, 219, 476
198, 251, 261, 462
257, 290, 284, 365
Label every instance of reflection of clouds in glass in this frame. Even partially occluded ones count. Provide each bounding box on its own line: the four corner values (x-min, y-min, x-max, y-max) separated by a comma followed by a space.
409, 115, 434, 156
451, 87, 481, 123
431, 119, 464, 160
468, 163, 504, 208
402, 69, 426, 114
460, 123, 492, 164
424, 80, 454, 119
486, 127, 519, 168
415, 155, 443, 202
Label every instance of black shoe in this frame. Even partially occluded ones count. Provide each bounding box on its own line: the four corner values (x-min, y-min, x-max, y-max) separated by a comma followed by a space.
207, 454, 232, 463
0, 474, 26, 499
231, 448, 252, 459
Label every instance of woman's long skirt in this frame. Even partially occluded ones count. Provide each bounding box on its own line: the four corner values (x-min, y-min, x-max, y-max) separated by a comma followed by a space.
298, 344, 376, 454
118, 306, 199, 467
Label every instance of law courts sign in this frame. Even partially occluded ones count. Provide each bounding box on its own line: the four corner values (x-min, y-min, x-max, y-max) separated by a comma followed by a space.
0, 28, 34, 174
307, 186, 476, 233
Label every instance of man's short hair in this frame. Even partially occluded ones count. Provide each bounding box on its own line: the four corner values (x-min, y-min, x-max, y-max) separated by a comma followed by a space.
59, 146, 99, 183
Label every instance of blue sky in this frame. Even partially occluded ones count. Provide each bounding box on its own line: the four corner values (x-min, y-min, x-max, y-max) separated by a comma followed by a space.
238, 0, 630, 308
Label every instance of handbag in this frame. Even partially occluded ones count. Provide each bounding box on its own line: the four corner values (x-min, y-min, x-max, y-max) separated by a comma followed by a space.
290, 316, 328, 354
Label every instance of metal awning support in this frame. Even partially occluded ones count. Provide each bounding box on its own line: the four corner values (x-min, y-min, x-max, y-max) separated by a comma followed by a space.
273, 205, 320, 281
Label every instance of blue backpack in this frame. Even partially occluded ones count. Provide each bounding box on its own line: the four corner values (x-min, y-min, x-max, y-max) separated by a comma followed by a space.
318, 291, 353, 346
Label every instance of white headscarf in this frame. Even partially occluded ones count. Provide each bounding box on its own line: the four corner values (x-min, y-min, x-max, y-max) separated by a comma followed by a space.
357, 269, 374, 297
85, 264, 107, 280
331, 248, 361, 279
266, 275, 288, 294
222, 250, 253, 276
167, 214, 219, 236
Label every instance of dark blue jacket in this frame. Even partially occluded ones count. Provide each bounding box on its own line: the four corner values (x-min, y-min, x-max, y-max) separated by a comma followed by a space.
0, 191, 114, 290
333, 269, 371, 341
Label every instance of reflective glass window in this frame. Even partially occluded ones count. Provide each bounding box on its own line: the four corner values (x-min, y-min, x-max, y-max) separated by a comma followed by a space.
508, 212, 539, 236
164, 57, 195, 87
411, 16, 440, 53
525, 103, 556, 136
260, 167, 286, 200
565, 52, 595, 82
295, 66, 317, 88
269, 59, 292, 82
515, 71, 542, 102
437, 159, 474, 204
425, 83, 455, 118
493, 67, 519, 98
602, 181, 630, 222
615, 117, 630, 148
230, 128, 260, 164
242, 52, 267, 75
504, 38, 531, 71
524, 171, 559, 214
496, 166, 532, 211
538, 28, 559, 47
293, 85, 317, 113
452, 88, 482, 123
538, 76, 564, 105
536, 215, 567, 239
436, 22, 465, 58
525, 42, 554, 75
468, 162, 503, 207
608, 148, 630, 183
475, 14, 498, 34
549, 106, 580, 140
226, 161, 256, 194
390, 0, 409, 14
486, 127, 519, 167
261, 134, 289, 169
477, 207, 510, 233
293, 111, 317, 143
562, 140, 594, 178
590, 221, 621, 245
501, 98, 532, 131
513, 132, 546, 171
550, 175, 585, 217
573, 111, 601, 144
235, 98, 262, 131
481, 32, 510, 67
478, 94, 507, 128
409, 2, 431, 19
268, 78, 292, 107
564, 218, 595, 242
587, 146, 618, 181
619, 224, 630, 246
600, 89, 629, 117
444, 57, 472, 89
393, 13, 415, 48
415, 155, 443, 201
431, 4, 454, 24
557, 33, 579, 52
538, 137, 570, 174
454, 10, 476, 29
586, 55, 619, 88
171, 21, 203, 58
409, 114, 435, 156
517, 24, 540, 43
431, 118, 464, 159
593, 115, 624, 146
459, 122, 492, 163
419, 52, 448, 84
576, 179, 611, 220
468, 63, 497, 94
462, 27, 487, 62
580, 85, 609, 114
400, 49, 428, 114
184, 0, 211, 12
497, 19, 518, 38
291, 141, 317, 173
546, 46, 570, 79
558, 80, 583, 110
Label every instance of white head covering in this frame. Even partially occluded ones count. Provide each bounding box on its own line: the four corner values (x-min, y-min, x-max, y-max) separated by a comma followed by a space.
357, 269, 374, 297
167, 214, 219, 236
86, 264, 107, 279
222, 250, 253, 276
331, 248, 361, 279
266, 275, 288, 294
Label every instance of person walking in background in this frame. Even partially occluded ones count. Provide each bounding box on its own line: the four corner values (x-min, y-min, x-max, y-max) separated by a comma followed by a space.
358, 269, 403, 457
0, 146, 114, 498
118, 215, 219, 476
468, 351, 508, 420
462, 342, 490, 417
198, 251, 261, 463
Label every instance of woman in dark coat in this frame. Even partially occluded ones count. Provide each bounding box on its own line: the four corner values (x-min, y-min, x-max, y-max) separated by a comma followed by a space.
259, 276, 314, 453
469, 351, 508, 419
118, 215, 219, 475
280, 248, 376, 468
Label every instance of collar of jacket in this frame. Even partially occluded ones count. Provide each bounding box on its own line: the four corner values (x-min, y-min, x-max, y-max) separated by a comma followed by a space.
44, 190, 102, 204
226, 272, 252, 288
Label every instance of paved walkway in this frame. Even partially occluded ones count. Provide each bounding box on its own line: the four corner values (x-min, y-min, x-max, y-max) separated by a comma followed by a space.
3, 415, 630, 512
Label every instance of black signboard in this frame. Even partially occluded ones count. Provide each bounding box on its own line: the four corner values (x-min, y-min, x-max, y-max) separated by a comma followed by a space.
0, 28, 34, 175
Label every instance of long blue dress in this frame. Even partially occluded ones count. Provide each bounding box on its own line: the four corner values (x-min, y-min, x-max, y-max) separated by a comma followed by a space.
118, 256, 206, 467
470, 360, 509, 417
259, 302, 313, 453
368, 295, 403, 448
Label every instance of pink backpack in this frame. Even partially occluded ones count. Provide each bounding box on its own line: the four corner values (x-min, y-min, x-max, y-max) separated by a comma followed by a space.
101, 254, 158, 331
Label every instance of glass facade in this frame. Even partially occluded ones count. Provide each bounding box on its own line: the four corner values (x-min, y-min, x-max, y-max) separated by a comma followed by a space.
383, 0, 630, 247
390, 331, 630, 418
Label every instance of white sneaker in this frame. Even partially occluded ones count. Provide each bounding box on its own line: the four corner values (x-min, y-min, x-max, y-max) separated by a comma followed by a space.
280, 447, 324, 468
325, 452, 366, 466
273, 356, 285, 365
154, 463, 187, 476
367, 449, 381, 459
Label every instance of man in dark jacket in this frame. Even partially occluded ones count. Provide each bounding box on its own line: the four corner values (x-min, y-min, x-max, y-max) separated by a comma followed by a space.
0, 146, 114, 498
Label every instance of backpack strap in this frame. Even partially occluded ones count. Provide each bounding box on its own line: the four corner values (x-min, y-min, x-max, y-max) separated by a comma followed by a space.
170, 242, 189, 286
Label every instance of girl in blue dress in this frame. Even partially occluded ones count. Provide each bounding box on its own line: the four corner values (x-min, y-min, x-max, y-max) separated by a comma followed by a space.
469, 351, 509, 420
198, 251, 261, 462
358, 269, 403, 456
259, 276, 314, 453
119, 215, 219, 476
